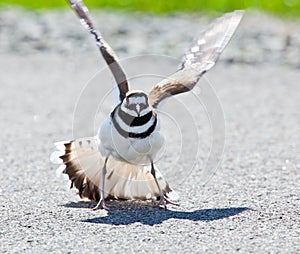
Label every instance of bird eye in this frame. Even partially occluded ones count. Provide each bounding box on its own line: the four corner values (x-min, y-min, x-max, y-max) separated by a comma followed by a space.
140, 104, 147, 110
128, 104, 136, 110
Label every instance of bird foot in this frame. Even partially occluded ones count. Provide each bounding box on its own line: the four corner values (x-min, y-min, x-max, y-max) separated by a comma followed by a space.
164, 196, 180, 206
92, 199, 109, 210
158, 196, 167, 210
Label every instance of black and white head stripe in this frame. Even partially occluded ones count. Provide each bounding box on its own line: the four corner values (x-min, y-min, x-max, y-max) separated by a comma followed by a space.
111, 105, 157, 139
121, 91, 151, 117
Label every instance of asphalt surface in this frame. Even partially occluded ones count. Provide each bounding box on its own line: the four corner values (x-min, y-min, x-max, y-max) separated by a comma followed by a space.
0, 9, 299, 253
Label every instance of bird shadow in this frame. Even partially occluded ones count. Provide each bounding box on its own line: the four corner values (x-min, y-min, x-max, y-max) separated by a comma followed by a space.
62, 201, 250, 226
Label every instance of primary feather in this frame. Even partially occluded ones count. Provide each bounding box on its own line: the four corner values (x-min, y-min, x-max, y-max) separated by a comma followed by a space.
149, 10, 244, 108
67, 0, 129, 100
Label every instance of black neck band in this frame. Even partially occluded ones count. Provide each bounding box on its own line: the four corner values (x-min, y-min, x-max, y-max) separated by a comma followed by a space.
118, 107, 153, 127
110, 106, 157, 139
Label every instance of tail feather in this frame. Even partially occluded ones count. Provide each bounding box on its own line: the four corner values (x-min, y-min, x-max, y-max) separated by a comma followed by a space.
51, 137, 179, 204
52, 138, 102, 200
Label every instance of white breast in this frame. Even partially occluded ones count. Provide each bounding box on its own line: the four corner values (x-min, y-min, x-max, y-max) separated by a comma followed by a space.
98, 116, 164, 164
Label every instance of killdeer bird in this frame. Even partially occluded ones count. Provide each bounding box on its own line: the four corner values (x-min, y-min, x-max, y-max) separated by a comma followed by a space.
51, 0, 243, 210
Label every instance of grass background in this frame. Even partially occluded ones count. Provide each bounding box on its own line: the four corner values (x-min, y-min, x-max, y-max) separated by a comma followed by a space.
1, 0, 300, 17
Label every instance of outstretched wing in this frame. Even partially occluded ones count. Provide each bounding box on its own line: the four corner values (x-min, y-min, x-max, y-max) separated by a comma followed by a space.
67, 0, 129, 101
149, 10, 244, 108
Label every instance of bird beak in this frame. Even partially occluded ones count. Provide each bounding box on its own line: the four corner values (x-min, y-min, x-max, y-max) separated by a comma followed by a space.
136, 104, 141, 117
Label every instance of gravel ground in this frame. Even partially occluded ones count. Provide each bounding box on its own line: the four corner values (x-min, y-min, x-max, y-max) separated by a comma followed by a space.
0, 8, 299, 253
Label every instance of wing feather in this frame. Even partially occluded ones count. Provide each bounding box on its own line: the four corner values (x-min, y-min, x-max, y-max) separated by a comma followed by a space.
67, 0, 129, 100
149, 10, 244, 108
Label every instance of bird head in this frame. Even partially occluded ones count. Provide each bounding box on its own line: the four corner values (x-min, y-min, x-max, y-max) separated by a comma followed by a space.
121, 90, 151, 117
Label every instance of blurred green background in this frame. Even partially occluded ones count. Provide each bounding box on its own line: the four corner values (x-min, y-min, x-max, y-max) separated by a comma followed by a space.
1, 0, 300, 16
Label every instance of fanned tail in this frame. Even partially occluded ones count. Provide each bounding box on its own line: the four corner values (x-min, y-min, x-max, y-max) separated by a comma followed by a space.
51, 137, 102, 200
50, 137, 179, 204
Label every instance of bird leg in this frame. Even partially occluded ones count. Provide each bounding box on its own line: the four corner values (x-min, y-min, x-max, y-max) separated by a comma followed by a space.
150, 160, 167, 210
93, 156, 109, 210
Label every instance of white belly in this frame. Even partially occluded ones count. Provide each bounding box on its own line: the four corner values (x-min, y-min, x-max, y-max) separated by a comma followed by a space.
98, 118, 164, 164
